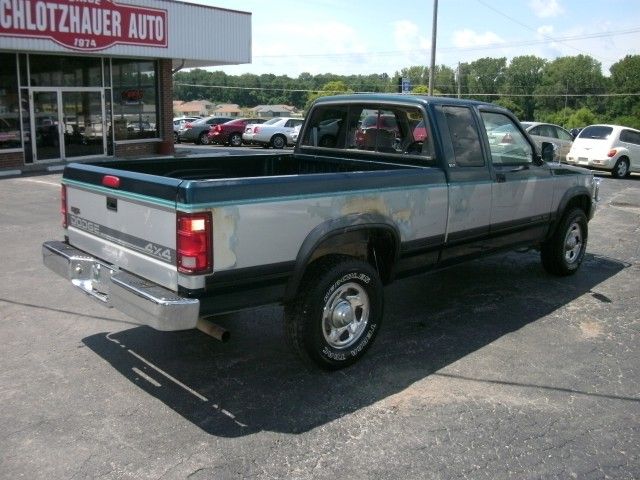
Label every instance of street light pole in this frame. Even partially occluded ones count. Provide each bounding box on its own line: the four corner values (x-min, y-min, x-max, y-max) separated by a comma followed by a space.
428, 0, 439, 96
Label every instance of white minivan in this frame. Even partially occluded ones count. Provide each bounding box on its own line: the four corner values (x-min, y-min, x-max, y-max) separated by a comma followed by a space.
566, 124, 640, 178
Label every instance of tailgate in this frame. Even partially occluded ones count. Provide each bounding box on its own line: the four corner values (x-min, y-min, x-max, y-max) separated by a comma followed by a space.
63, 164, 182, 290
571, 139, 609, 158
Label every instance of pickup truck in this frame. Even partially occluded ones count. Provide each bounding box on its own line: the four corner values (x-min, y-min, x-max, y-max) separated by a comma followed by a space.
42, 94, 600, 370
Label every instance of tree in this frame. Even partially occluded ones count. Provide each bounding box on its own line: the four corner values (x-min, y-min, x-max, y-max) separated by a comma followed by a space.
608, 55, 640, 122
500, 55, 546, 120
535, 55, 605, 116
466, 57, 507, 102
305, 80, 352, 112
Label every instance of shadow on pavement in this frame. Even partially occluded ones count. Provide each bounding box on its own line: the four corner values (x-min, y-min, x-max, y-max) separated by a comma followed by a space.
83, 251, 628, 437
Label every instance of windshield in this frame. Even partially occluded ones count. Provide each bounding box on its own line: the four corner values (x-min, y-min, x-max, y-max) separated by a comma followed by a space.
263, 118, 281, 125
578, 126, 613, 140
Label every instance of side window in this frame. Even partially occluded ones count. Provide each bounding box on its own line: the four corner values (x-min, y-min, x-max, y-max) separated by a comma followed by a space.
540, 125, 558, 138
619, 129, 640, 145
481, 112, 533, 165
556, 127, 573, 142
529, 126, 541, 136
442, 106, 483, 167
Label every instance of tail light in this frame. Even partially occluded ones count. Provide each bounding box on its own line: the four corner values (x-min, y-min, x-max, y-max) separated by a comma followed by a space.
177, 211, 212, 274
184, 122, 193, 129
61, 184, 68, 228
607, 149, 617, 158
254, 126, 260, 133
213, 124, 222, 132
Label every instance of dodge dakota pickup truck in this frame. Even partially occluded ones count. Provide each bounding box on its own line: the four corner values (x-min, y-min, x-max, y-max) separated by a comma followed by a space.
43, 94, 599, 369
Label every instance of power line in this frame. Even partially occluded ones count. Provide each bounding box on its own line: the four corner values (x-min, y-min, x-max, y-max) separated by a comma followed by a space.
174, 83, 640, 98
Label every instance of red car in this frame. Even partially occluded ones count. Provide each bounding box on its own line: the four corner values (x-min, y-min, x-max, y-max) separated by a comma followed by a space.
208, 118, 266, 147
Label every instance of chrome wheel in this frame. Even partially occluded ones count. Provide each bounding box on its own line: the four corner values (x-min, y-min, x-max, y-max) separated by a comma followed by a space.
564, 221, 583, 265
230, 133, 242, 147
322, 282, 369, 349
614, 159, 629, 178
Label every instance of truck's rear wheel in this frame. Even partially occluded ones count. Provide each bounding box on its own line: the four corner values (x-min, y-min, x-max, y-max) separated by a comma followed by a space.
541, 208, 588, 276
284, 256, 383, 370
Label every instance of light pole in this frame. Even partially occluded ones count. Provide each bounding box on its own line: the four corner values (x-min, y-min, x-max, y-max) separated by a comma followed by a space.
428, 0, 439, 96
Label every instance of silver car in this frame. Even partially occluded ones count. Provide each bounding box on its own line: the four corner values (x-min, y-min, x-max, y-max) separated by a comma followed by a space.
520, 122, 574, 163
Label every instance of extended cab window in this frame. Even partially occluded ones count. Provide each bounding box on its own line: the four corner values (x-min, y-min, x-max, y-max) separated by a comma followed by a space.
302, 104, 433, 159
442, 106, 483, 167
481, 112, 533, 166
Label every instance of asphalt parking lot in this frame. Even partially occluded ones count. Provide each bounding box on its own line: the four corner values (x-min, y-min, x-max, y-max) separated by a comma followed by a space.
1, 168, 638, 479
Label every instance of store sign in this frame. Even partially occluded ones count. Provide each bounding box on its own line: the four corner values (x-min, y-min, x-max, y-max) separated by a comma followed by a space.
0, 0, 168, 51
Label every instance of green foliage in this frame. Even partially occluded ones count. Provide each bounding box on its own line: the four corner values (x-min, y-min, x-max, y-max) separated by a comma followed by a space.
304, 81, 353, 112
493, 98, 525, 119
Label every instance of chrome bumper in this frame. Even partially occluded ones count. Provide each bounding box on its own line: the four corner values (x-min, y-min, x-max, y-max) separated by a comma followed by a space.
42, 241, 199, 331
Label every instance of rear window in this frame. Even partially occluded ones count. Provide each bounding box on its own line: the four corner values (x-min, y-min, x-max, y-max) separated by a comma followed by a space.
578, 126, 613, 140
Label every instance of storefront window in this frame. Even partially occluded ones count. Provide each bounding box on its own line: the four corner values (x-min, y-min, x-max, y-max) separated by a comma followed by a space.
29, 55, 102, 87
111, 59, 158, 141
0, 53, 22, 150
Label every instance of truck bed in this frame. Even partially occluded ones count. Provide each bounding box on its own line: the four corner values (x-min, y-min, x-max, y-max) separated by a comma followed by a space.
84, 152, 413, 181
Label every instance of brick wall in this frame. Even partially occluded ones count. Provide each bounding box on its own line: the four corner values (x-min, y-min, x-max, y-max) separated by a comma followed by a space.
157, 58, 174, 155
0, 152, 25, 169
114, 142, 158, 157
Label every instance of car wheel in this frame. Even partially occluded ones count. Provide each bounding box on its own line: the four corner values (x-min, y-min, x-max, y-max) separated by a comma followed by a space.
229, 133, 242, 147
199, 132, 210, 145
271, 135, 286, 149
612, 157, 630, 178
284, 256, 383, 370
541, 208, 588, 276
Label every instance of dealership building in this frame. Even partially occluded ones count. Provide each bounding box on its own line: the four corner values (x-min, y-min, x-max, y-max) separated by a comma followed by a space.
0, 0, 251, 172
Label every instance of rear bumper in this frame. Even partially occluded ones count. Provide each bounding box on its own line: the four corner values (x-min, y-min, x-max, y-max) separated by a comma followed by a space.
42, 241, 199, 331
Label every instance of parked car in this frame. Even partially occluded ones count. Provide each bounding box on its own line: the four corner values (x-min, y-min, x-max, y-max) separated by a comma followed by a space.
290, 124, 301, 144
520, 122, 574, 163
207, 118, 265, 146
354, 114, 399, 149
173, 116, 201, 143
566, 124, 640, 178
178, 116, 234, 145
242, 117, 304, 148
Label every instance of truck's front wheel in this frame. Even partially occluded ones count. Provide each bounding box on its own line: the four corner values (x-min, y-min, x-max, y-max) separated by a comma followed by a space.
285, 256, 383, 370
541, 208, 588, 276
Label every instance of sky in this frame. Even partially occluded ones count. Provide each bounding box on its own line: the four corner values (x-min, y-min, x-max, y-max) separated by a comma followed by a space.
194, 0, 640, 78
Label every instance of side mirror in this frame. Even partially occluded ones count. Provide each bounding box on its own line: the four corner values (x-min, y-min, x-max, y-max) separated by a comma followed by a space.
541, 141, 556, 163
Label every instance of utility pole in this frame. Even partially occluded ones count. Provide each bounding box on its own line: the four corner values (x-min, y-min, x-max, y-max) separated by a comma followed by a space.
428, 0, 438, 96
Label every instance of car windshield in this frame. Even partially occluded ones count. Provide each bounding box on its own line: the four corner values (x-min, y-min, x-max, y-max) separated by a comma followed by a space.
263, 118, 281, 125
579, 126, 613, 140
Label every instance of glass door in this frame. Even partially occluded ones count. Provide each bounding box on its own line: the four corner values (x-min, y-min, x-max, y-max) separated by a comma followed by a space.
62, 91, 105, 158
33, 91, 61, 161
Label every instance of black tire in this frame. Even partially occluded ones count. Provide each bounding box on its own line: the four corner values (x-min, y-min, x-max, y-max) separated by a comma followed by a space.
271, 135, 286, 149
611, 157, 630, 178
541, 208, 588, 276
284, 256, 383, 370
199, 132, 210, 145
229, 133, 242, 147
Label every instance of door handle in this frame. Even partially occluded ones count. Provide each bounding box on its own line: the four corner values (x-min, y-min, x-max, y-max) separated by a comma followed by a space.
496, 173, 506, 183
